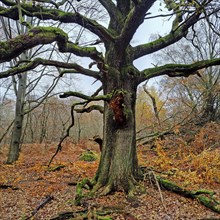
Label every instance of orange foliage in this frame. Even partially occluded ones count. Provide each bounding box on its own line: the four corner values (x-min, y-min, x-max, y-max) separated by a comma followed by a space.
140, 122, 220, 188
0, 141, 99, 198
0, 123, 220, 219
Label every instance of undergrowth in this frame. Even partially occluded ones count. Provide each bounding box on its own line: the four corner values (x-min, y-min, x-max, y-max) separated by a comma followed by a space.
141, 122, 220, 188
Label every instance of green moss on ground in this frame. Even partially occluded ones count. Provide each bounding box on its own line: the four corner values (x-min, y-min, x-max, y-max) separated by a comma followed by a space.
79, 150, 98, 162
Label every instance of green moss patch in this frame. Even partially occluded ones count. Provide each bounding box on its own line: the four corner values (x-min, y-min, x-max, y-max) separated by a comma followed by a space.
79, 150, 98, 162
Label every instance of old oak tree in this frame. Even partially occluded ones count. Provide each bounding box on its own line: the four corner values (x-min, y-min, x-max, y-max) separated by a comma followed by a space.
0, 0, 220, 198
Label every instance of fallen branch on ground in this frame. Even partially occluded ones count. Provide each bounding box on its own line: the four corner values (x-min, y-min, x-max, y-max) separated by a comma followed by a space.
25, 195, 54, 220
0, 184, 19, 190
149, 171, 167, 211
48, 164, 65, 172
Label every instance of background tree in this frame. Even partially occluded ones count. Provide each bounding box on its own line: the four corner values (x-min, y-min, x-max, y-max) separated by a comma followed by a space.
0, 0, 220, 195
152, 16, 220, 125
0, 16, 29, 162
0, 4, 79, 163
135, 84, 168, 143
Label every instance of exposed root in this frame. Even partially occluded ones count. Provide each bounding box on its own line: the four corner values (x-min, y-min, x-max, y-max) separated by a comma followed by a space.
75, 178, 93, 206
74, 175, 146, 206
95, 176, 145, 198
89, 182, 104, 197
74, 172, 220, 215
127, 176, 146, 198
127, 179, 138, 197
156, 176, 220, 214
74, 179, 114, 205
99, 184, 113, 196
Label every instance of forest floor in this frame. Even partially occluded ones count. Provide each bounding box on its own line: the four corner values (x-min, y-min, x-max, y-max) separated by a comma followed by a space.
0, 122, 220, 220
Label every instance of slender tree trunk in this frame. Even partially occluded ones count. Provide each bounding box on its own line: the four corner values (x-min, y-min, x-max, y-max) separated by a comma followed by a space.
94, 76, 139, 194
7, 72, 27, 164
77, 115, 82, 143
6, 21, 30, 163
39, 103, 49, 144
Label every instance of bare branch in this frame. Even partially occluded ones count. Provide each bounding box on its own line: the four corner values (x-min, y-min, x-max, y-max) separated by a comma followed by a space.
75, 105, 104, 114
0, 26, 103, 63
48, 102, 75, 166
0, 58, 101, 80
117, 0, 156, 48
0, 120, 14, 144
59, 91, 110, 101
139, 58, 220, 82
132, 3, 206, 59
0, 3, 115, 42
99, 0, 119, 20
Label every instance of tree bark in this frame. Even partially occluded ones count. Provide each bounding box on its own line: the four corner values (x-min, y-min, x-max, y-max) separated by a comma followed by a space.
201, 91, 217, 123
93, 74, 139, 194
7, 72, 27, 164
6, 21, 30, 164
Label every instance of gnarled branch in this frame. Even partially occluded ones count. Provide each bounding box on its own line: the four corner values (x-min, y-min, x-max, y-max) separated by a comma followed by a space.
75, 105, 104, 114
139, 58, 220, 83
0, 58, 100, 79
59, 91, 110, 101
0, 3, 115, 42
117, 0, 156, 48
132, 3, 206, 60
0, 26, 102, 63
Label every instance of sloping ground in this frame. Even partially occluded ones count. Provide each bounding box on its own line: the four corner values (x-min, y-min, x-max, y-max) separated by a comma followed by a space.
0, 123, 220, 220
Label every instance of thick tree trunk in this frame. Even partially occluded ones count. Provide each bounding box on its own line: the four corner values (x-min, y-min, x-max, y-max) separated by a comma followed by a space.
94, 77, 139, 194
201, 92, 216, 122
7, 72, 27, 164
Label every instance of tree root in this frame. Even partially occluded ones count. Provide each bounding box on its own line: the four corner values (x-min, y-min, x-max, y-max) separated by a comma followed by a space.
156, 176, 220, 214
74, 176, 145, 206
99, 184, 113, 196
74, 178, 111, 206
75, 174, 220, 215
51, 206, 123, 220
93, 175, 145, 198
75, 178, 94, 206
